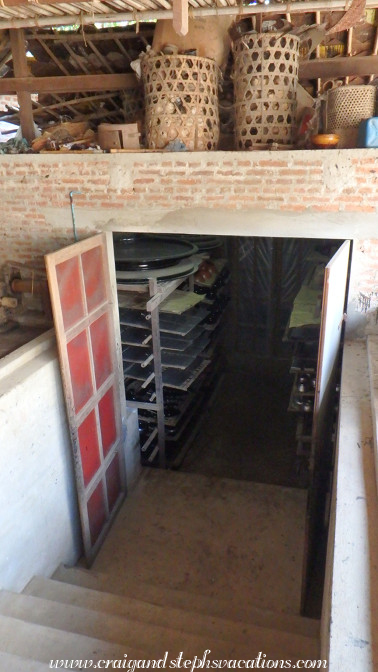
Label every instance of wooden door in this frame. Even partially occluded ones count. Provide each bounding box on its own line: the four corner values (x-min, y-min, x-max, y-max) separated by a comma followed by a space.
45, 233, 127, 564
301, 240, 351, 614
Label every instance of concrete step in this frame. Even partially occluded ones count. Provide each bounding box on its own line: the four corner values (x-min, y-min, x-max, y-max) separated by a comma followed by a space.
0, 652, 50, 671
0, 613, 145, 665
53, 564, 320, 639
0, 589, 310, 661
25, 575, 319, 658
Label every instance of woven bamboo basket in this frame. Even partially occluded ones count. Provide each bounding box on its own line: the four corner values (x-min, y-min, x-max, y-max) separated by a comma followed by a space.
232, 33, 300, 149
141, 54, 220, 151
326, 85, 376, 132
326, 85, 376, 149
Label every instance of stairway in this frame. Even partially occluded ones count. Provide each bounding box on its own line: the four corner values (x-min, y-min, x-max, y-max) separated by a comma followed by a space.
0, 469, 320, 669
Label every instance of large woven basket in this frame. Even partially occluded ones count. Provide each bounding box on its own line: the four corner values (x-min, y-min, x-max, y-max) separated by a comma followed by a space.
141, 54, 220, 151
326, 85, 376, 149
326, 85, 376, 131
232, 33, 300, 149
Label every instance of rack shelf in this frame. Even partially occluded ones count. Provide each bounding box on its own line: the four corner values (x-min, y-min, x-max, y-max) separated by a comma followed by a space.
123, 362, 155, 388
160, 326, 205, 350
140, 427, 158, 454
162, 358, 210, 391
122, 345, 154, 367
159, 311, 205, 336
120, 326, 152, 347
161, 350, 198, 370
119, 307, 151, 329
184, 333, 210, 358
118, 248, 228, 468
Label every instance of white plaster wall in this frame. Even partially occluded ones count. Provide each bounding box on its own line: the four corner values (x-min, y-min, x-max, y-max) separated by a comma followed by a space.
0, 329, 141, 591
0, 333, 81, 591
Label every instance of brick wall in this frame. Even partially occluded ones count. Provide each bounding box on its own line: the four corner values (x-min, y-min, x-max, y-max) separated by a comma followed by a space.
2, 150, 378, 212
0, 148, 377, 266
0, 94, 38, 113
1, 149, 376, 219
1, 148, 378, 333
0, 95, 19, 112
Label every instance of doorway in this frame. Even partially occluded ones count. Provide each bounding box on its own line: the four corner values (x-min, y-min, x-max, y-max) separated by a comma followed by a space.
46, 231, 351, 620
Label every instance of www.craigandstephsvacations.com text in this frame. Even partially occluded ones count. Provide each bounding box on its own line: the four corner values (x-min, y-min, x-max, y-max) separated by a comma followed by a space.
49, 651, 328, 670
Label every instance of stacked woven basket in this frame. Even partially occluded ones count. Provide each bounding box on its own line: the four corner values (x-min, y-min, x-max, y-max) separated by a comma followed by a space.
326, 85, 376, 149
141, 55, 220, 151
232, 32, 300, 149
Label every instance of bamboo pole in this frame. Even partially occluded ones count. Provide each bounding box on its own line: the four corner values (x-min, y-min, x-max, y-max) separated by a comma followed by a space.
0, 0, 377, 31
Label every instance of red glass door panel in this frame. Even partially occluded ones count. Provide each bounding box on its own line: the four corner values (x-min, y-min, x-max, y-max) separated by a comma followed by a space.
67, 330, 93, 413
55, 256, 85, 330
106, 453, 122, 513
98, 386, 117, 457
82, 245, 106, 313
78, 410, 101, 487
45, 233, 127, 563
87, 481, 107, 546
90, 313, 113, 389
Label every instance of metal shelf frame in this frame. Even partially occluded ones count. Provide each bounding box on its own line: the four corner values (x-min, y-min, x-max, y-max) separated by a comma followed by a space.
118, 274, 201, 468
118, 259, 229, 469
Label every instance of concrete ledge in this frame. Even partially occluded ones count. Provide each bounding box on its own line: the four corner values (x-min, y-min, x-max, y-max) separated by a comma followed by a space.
367, 336, 378, 497
325, 340, 378, 671
0, 329, 55, 382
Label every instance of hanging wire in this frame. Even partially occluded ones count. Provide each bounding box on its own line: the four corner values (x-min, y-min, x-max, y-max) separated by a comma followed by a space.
69, 190, 82, 242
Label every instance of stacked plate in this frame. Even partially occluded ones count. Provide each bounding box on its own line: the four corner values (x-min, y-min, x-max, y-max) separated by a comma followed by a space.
114, 234, 199, 283
176, 234, 222, 251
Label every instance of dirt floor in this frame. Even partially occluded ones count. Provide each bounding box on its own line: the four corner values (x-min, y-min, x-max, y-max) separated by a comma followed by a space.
180, 356, 304, 489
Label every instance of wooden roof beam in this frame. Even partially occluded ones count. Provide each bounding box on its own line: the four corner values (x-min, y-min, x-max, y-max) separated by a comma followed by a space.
173, 0, 188, 36
0, 72, 138, 93
299, 55, 378, 79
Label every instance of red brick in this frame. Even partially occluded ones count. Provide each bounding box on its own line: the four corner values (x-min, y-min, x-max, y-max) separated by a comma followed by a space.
312, 204, 341, 212
258, 160, 288, 167
133, 178, 155, 184
343, 205, 376, 213
280, 204, 306, 212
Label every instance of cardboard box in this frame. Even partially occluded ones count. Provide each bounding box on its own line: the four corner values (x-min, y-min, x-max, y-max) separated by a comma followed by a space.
152, 16, 235, 70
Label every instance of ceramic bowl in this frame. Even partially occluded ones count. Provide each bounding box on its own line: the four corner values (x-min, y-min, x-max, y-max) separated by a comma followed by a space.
311, 133, 340, 149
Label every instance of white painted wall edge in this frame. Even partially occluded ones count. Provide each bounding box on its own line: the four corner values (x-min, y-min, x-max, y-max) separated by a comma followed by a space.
324, 339, 378, 671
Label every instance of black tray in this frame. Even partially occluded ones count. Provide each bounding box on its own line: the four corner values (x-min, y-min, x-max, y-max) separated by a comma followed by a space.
114, 235, 198, 270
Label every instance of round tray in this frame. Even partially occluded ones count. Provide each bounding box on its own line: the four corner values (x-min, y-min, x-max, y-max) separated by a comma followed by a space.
113, 235, 198, 270
116, 258, 200, 284
179, 235, 222, 251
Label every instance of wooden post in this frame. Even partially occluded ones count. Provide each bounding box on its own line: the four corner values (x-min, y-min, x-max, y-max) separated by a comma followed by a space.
173, 0, 189, 37
9, 28, 35, 143
315, 11, 321, 96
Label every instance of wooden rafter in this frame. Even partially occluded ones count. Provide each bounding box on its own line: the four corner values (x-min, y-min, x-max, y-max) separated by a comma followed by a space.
34, 36, 71, 76
0, 72, 138, 93
26, 29, 154, 43
299, 55, 378, 79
